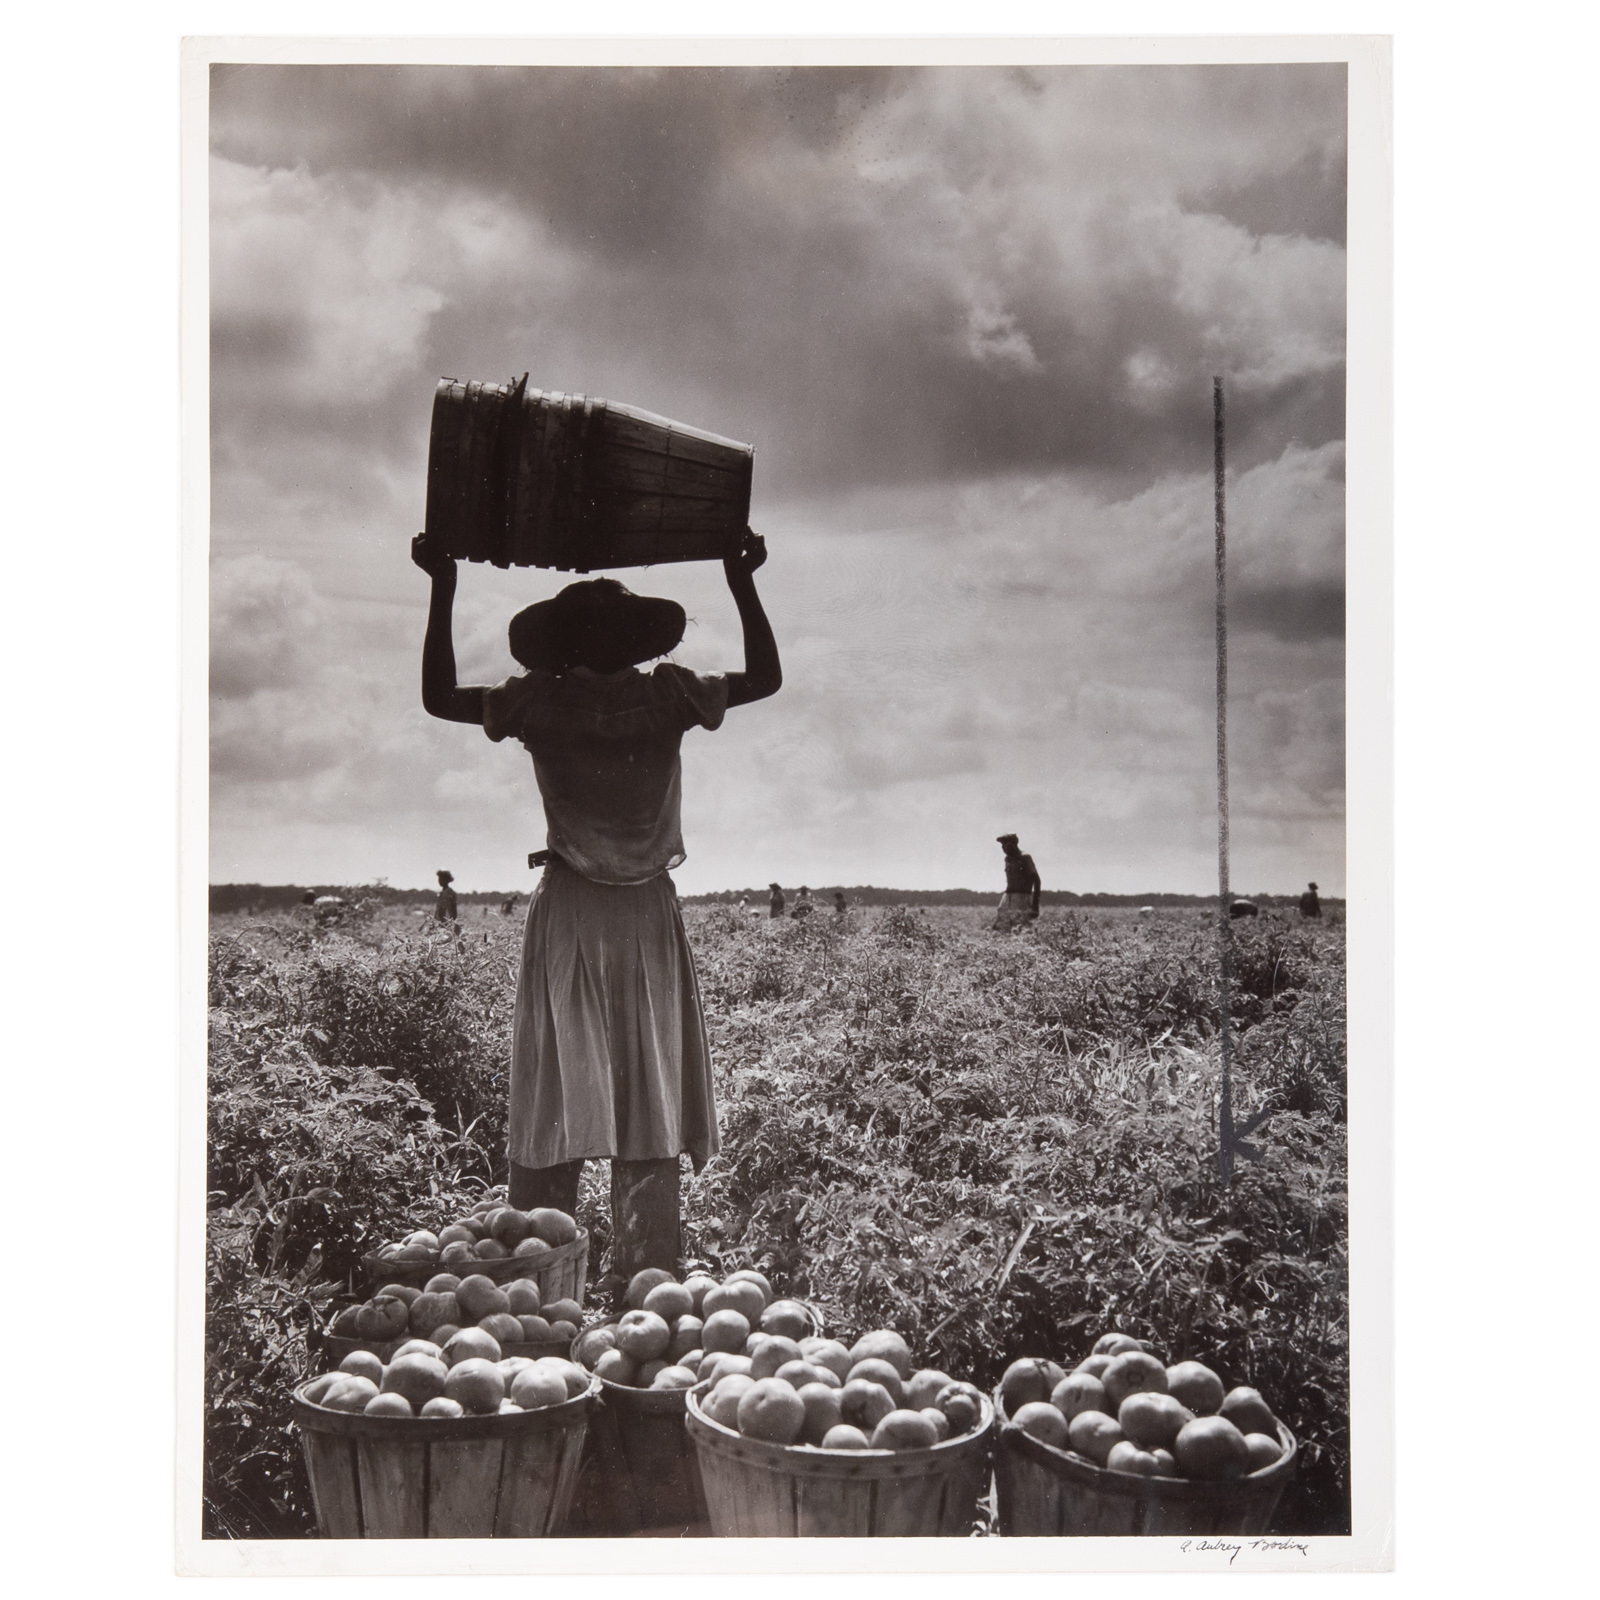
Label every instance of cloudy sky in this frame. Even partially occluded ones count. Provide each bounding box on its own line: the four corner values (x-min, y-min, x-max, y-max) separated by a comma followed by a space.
209, 62, 1346, 896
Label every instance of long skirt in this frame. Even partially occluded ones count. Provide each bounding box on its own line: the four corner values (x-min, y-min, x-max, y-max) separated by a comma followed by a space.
508, 856, 720, 1172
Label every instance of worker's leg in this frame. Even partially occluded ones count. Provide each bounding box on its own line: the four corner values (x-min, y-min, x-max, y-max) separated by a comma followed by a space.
609, 1157, 682, 1280
508, 1158, 584, 1214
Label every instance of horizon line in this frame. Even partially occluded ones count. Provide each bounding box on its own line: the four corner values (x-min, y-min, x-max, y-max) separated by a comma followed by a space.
209, 880, 1340, 901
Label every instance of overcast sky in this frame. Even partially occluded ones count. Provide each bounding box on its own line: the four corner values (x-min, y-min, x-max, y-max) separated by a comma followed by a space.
209, 63, 1346, 896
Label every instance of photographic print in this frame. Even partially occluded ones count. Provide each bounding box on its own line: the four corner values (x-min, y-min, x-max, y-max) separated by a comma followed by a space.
188, 37, 1389, 1572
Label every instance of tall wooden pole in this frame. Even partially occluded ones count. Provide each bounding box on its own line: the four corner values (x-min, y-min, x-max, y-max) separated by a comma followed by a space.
1214, 376, 1238, 1182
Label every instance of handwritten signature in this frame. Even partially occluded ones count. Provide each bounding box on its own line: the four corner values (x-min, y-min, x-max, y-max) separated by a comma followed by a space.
1180, 1538, 1310, 1563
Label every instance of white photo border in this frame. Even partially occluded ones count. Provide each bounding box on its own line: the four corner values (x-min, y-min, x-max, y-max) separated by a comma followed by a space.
178, 31, 1392, 1577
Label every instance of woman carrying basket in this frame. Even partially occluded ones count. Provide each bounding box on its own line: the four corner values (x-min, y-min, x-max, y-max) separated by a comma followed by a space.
412, 527, 780, 1287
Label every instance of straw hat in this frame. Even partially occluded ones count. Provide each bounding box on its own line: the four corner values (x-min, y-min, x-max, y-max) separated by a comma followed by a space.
509, 578, 685, 672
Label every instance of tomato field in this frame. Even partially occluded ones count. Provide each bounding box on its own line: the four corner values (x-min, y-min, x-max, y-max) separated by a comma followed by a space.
205, 898, 1348, 1539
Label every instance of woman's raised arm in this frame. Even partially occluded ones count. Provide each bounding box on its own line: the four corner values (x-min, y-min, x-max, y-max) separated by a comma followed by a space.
722, 528, 782, 707
412, 534, 487, 724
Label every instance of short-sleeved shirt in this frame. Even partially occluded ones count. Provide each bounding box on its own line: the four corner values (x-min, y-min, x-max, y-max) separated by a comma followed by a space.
483, 663, 729, 886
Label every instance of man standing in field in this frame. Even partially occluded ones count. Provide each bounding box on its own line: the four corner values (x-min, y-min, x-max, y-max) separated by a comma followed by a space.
434, 869, 459, 923
769, 882, 786, 918
993, 834, 1041, 931
1299, 881, 1322, 919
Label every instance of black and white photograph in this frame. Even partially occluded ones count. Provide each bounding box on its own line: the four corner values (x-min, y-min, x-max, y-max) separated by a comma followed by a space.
188, 36, 1390, 1572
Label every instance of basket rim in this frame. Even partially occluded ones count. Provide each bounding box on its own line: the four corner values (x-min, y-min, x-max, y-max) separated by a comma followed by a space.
321, 1330, 573, 1364
992, 1386, 1298, 1499
592, 1376, 698, 1411
583, 1297, 825, 1334
292, 1371, 599, 1440
686, 1378, 996, 1474
572, 1302, 828, 1402
571, 1317, 700, 1407
361, 1226, 589, 1282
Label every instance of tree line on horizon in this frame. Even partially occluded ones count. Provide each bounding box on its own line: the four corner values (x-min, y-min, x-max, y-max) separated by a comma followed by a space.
209, 882, 1340, 914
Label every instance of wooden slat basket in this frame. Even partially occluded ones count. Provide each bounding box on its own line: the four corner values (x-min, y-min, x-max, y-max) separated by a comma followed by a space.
424, 376, 754, 572
566, 1303, 806, 1536
567, 1303, 828, 1534
361, 1228, 588, 1303
292, 1375, 598, 1539
991, 1389, 1297, 1537
684, 1383, 996, 1537
566, 1378, 710, 1536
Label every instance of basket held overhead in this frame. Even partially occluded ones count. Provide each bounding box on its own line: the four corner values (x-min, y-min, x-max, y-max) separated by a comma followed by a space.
424, 375, 755, 572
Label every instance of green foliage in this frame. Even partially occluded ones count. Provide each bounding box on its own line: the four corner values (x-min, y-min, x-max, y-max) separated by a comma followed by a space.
677, 906, 1349, 1535
210, 921, 512, 1168
204, 925, 505, 1536
205, 902, 1348, 1539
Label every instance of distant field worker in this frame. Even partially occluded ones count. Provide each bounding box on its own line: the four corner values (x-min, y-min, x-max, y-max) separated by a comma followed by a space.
313, 894, 347, 927
1299, 881, 1322, 919
791, 886, 814, 920
833, 891, 848, 916
412, 526, 780, 1280
434, 869, 458, 922
769, 882, 786, 918
993, 834, 1042, 931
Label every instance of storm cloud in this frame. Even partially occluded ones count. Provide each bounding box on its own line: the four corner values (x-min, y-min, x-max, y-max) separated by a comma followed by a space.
208, 62, 1346, 896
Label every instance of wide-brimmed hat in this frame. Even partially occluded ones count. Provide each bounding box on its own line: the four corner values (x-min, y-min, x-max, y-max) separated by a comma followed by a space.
997, 833, 1019, 845
509, 578, 685, 672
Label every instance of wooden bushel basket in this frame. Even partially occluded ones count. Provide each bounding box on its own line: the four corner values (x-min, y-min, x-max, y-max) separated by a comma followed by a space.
292, 1375, 599, 1538
361, 1228, 589, 1303
685, 1383, 996, 1537
565, 1304, 825, 1534
566, 1381, 710, 1536
425, 375, 754, 572
991, 1389, 1297, 1537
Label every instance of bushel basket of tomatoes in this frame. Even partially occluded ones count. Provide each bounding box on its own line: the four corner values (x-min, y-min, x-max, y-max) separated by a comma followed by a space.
362, 1195, 587, 1295
992, 1330, 1297, 1536
573, 1265, 823, 1402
